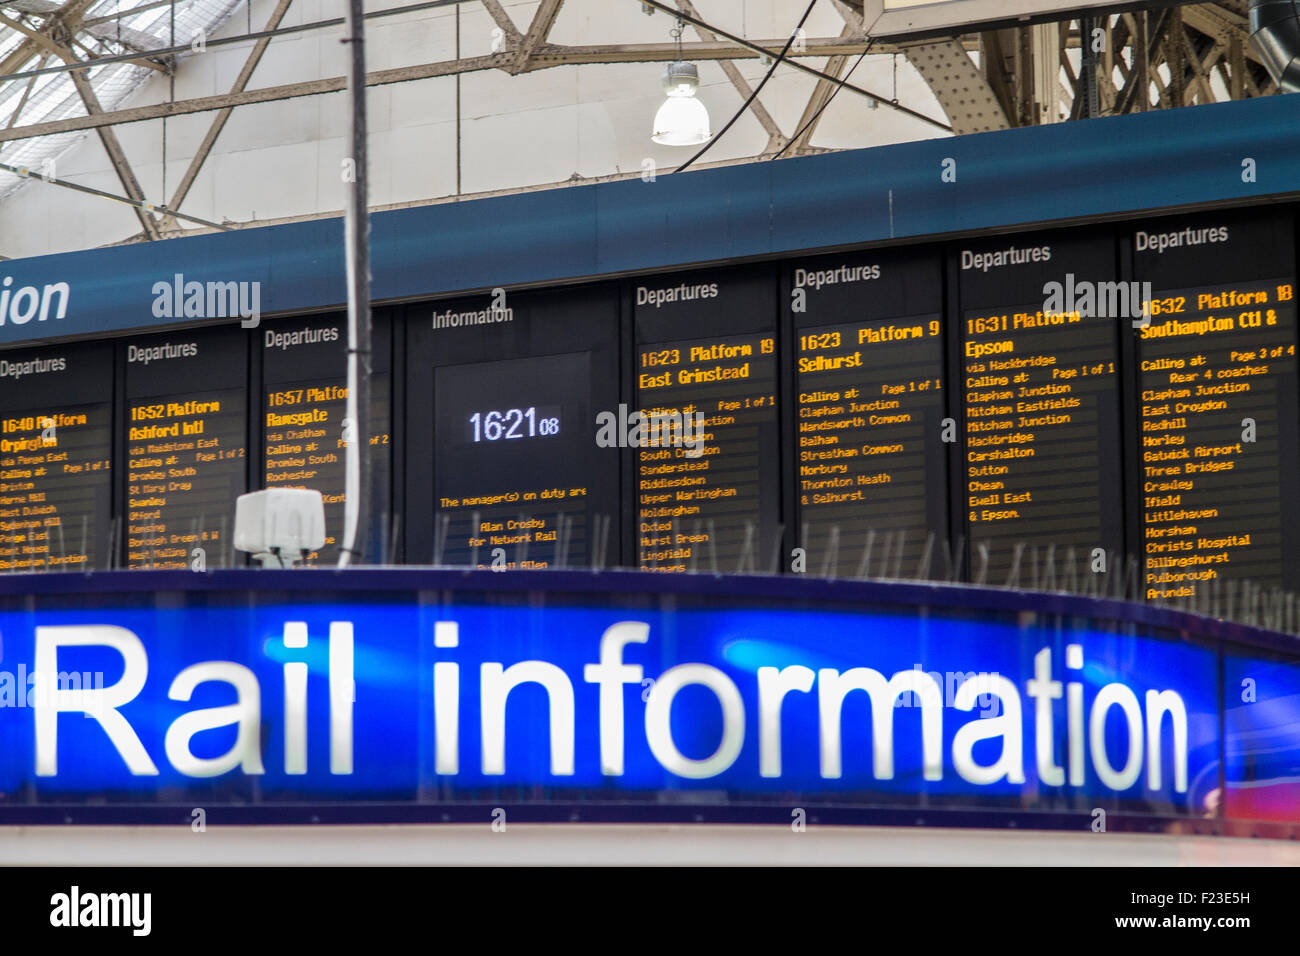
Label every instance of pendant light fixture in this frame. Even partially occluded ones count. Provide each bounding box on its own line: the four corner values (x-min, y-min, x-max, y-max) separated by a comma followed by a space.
652, 19, 711, 146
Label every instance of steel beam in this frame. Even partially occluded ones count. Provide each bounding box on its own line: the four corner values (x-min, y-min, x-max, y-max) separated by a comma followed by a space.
676, 0, 786, 151
478, 0, 521, 43
0, 156, 228, 229
509, 0, 562, 74
0, 0, 97, 77
2, 49, 43, 128
63, 50, 160, 239
0, 36, 952, 145
786, 23, 860, 155
901, 38, 1010, 133
160, 0, 295, 233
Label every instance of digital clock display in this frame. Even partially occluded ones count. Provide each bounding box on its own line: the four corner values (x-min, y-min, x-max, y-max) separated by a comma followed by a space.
466, 407, 561, 443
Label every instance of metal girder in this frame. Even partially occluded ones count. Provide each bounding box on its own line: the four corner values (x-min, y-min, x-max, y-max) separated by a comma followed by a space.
0, 10, 64, 58
0, 12, 165, 76
509, 0, 563, 73
51, 37, 161, 240
676, 0, 785, 152
0, 32, 953, 146
479, 0, 522, 44
830, 0, 864, 33
0, 53, 504, 144
3, 50, 44, 128
0, 0, 96, 77
1182, 0, 1260, 62
0, 0, 1281, 246
0, 156, 228, 229
82, 0, 178, 28
786, 23, 861, 156
632, 0, 920, 118
900, 38, 1010, 134
528, 36, 882, 64
1, 0, 163, 54
1050, 3, 1271, 121
159, 0, 296, 234
1031, 22, 1060, 123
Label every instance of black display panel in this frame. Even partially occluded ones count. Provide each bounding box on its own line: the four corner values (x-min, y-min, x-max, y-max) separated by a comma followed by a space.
122, 328, 248, 569
261, 315, 392, 564
791, 250, 946, 576
405, 286, 620, 568
1133, 211, 1300, 598
634, 269, 780, 572
958, 233, 1124, 580
0, 342, 112, 571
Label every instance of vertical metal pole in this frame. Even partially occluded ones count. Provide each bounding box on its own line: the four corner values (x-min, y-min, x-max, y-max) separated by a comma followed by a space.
1079, 16, 1097, 119
338, 0, 371, 568
1134, 11, 1149, 112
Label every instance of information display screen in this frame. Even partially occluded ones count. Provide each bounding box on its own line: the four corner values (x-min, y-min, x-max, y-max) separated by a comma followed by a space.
1134, 214, 1300, 597
262, 317, 391, 564
406, 286, 620, 568
792, 251, 946, 576
959, 235, 1124, 579
123, 329, 247, 569
0, 343, 112, 571
634, 271, 780, 572
435, 352, 594, 567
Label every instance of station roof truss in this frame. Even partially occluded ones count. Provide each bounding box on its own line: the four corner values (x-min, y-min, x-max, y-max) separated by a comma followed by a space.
0, 0, 1280, 246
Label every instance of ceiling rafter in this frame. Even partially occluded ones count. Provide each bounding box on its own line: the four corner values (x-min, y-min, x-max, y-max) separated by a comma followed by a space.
675, 0, 786, 152
0, 0, 97, 77
0, 0, 1282, 245
785, 22, 858, 156
2, 0, 164, 54
509, 0, 563, 73
60, 44, 160, 238
159, 0, 295, 234
2, 49, 45, 128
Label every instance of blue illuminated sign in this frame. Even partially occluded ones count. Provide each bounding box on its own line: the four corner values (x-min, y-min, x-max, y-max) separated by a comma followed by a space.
1224, 652, 1300, 822
0, 574, 1229, 818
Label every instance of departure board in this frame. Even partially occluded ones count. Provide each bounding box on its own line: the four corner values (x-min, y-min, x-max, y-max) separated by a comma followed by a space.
406, 286, 620, 568
959, 235, 1124, 579
1134, 214, 1300, 598
792, 251, 946, 576
123, 329, 248, 569
0, 343, 112, 571
635, 271, 780, 572
262, 316, 391, 564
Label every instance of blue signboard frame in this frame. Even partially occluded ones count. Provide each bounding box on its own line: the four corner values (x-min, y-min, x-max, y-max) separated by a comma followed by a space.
0, 567, 1294, 834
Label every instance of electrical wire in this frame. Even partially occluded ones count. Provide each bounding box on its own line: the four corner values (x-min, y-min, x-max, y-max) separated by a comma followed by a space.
674, 0, 818, 174
770, 39, 873, 162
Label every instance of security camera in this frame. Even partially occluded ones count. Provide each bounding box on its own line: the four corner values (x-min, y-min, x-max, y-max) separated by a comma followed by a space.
234, 488, 326, 567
